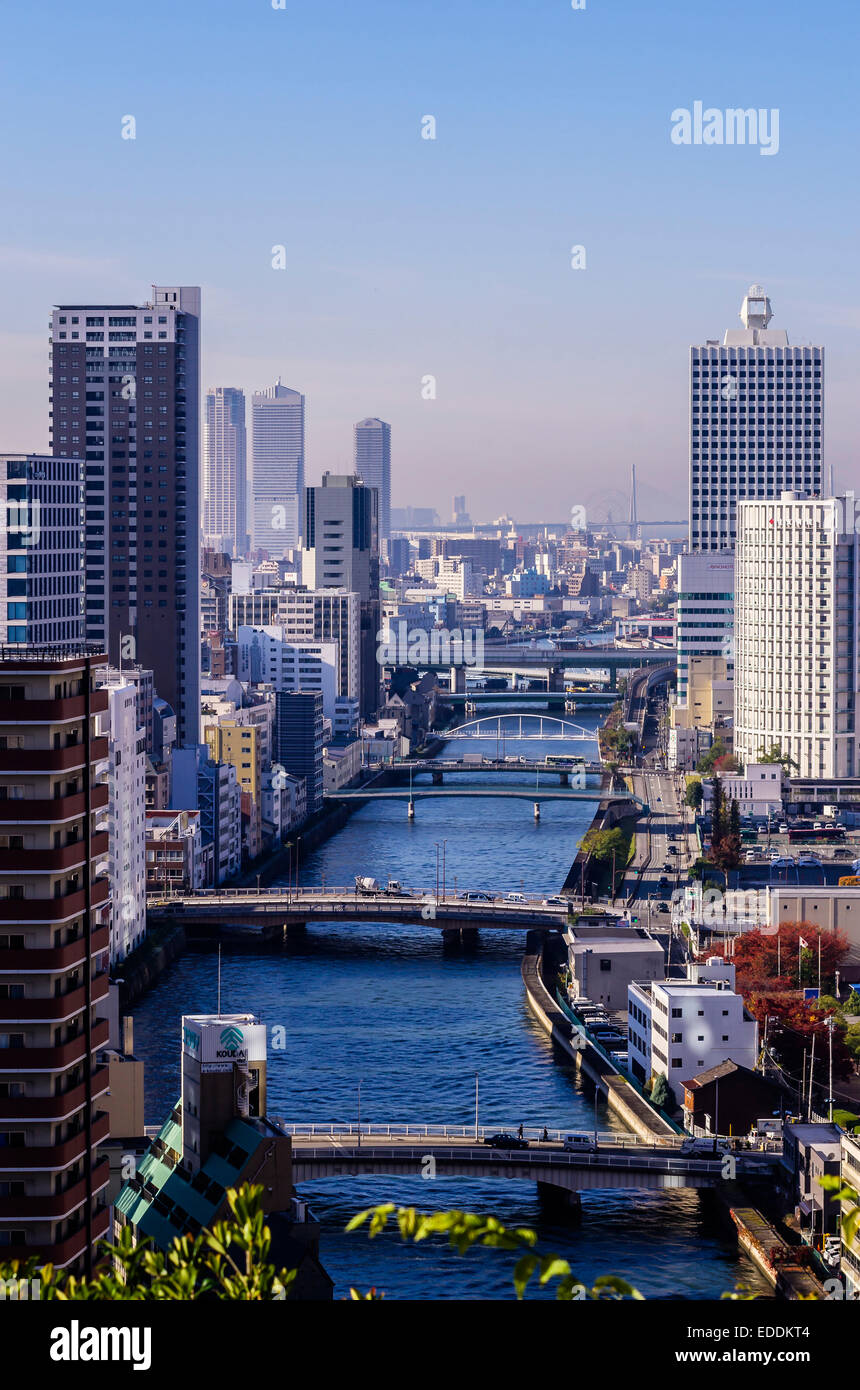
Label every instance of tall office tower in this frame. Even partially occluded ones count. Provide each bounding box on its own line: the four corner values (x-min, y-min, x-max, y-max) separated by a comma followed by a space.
203, 387, 247, 556
354, 418, 391, 547
275, 691, 324, 814
689, 285, 823, 553
0, 646, 111, 1272
251, 382, 305, 555
0, 454, 85, 645
303, 474, 380, 717
50, 287, 201, 746
675, 552, 735, 704
735, 492, 860, 778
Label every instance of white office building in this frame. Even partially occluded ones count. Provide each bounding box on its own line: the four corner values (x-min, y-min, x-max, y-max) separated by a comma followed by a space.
355, 417, 391, 548
98, 675, 147, 964
251, 381, 304, 553
627, 960, 758, 1086
689, 285, 823, 554
735, 492, 860, 778
203, 387, 247, 555
235, 625, 339, 721
229, 587, 360, 704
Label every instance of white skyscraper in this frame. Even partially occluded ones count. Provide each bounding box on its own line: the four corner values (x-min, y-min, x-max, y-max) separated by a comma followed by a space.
354, 417, 391, 546
689, 286, 823, 553
203, 387, 247, 555
735, 492, 860, 778
251, 381, 305, 554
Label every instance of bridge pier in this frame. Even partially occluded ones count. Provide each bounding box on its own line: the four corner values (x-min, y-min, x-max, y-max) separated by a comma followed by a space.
432, 770, 443, 785
559, 771, 569, 786
449, 665, 467, 695
285, 922, 307, 938
533, 801, 541, 821
407, 799, 415, 819
537, 1183, 582, 1222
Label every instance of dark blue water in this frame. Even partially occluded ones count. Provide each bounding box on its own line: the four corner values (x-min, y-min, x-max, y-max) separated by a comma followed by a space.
131, 715, 769, 1299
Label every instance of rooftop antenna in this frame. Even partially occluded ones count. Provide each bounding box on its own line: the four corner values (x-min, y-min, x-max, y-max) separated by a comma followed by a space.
217, 943, 222, 1015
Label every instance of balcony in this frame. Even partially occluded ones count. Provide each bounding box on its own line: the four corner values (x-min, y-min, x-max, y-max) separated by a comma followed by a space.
0, 1158, 109, 1218
0, 924, 109, 972
0, 691, 108, 723
0, 784, 110, 823
0, 974, 108, 1022
0, 739, 108, 774
0, 832, 109, 875
0, 1067, 109, 1122
0, 1203, 110, 1267
0, 1111, 110, 1168
0, 1018, 110, 1071
0, 878, 110, 923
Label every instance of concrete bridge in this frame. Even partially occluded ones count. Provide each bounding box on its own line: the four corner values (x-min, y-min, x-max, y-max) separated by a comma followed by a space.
388, 758, 604, 784
327, 786, 647, 818
276, 1123, 777, 1193
476, 646, 677, 679
443, 690, 619, 706
145, 886, 573, 938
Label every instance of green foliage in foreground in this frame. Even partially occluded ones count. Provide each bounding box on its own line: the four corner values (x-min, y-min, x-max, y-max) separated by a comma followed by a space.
0, 1185, 296, 1301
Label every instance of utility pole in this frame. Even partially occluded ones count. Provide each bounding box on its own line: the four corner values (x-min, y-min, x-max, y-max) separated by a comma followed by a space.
828, 1015, 835, 1124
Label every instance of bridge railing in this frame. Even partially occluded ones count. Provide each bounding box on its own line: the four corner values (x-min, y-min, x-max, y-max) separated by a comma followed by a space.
273, 1120, 651, 1146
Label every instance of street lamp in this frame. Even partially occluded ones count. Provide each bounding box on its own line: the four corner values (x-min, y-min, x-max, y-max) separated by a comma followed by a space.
357, 1079, 363, 1148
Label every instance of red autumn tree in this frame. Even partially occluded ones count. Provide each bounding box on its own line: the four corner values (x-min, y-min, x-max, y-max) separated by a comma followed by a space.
707, 922, 850, 997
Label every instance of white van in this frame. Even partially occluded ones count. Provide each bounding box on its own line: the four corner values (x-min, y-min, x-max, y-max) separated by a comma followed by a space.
563, 1134, 597, 1153
679, 1136, 731, 1158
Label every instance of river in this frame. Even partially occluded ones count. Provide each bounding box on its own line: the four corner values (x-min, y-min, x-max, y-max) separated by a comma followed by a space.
130, 711, 770, 1299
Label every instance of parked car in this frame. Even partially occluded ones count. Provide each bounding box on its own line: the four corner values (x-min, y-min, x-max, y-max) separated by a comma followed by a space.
483, 1132, 529, 1150
744, 850, 758, 863
779, 824, 789, 834
656, 901, 670, 913
770, 856, 796, 869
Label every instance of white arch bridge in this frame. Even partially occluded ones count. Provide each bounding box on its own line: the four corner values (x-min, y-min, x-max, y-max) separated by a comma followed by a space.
445, 715, 598, 742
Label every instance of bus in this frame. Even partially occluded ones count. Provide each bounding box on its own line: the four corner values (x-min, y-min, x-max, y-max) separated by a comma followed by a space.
543, 754, 586, 769
787, 825, 845, 843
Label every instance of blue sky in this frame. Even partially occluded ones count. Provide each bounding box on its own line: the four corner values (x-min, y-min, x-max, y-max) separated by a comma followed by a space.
0, 0, 857, 521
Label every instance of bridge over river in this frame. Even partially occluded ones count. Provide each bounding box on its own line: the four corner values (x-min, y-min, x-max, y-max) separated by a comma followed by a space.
276, 1123, 779, 1194
146, 886, 573, 938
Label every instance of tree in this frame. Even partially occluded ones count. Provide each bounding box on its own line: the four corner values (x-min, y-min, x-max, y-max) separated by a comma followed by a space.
581, 827, 626, 863
727, 921, 849, 997
758, 743, 799, 773
0, 1185, 297, 1301
844, 990, 860, 1015
650, 1075, 675, 1112
685, 779, 703, 811
696, 739, 728, 774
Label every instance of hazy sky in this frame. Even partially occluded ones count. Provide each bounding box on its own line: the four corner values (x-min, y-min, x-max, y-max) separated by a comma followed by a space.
0, 0, 857, 523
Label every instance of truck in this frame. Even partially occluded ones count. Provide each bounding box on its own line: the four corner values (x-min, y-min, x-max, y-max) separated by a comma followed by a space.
462, 753, 486, 766
354, 876, 381, 895
383, 879, 409, 896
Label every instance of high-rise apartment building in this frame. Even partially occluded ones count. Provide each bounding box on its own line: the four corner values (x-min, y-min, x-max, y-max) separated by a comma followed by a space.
0, 454, 85, 646
0, 645, 112, 1272
689, 285, 823, 553
203, 388, 247, 556
735, 492, 860, 778
97, 674, 147, 965
251, 382, 304, 554
354, 418, 391, 548
275, 691, 324, 815
49, 287, 201, 746
304, 474, 380, 716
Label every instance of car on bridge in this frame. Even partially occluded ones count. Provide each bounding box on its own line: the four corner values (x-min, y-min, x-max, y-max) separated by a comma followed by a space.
563, 1134, 597, 1153
483, 1132, 529, 1150
542, 895, 567, 907
504, 892, 527, 903
460, 890, 494, 902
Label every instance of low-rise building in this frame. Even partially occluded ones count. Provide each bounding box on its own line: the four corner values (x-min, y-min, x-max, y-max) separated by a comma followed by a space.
564, 925, 664, 1011
627, 959, 758, 1086
145, 809, 208, 893
781, 1122, 842, 1238
681, 1059, 788, 1138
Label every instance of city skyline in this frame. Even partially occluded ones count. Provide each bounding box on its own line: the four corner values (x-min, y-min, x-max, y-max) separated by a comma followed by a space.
1, 1, 859, 518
